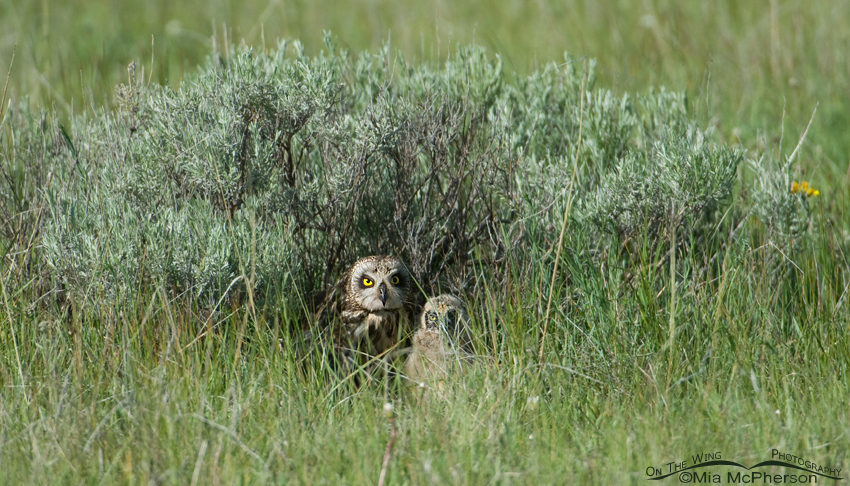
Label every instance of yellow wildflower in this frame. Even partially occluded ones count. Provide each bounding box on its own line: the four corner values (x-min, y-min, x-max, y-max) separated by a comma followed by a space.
791, 181, 819, 197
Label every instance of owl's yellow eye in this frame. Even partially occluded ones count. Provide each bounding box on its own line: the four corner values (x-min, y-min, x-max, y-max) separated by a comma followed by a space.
428, 313, 438, 322
391, 275, 400, 285
362, 278, 374, 287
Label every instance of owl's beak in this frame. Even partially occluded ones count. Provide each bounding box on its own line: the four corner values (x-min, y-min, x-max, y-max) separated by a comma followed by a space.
379, 283, 387, 306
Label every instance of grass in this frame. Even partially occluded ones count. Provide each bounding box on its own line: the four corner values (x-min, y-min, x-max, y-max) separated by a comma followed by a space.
1, 231, 847, 483
0, 1, 849, 484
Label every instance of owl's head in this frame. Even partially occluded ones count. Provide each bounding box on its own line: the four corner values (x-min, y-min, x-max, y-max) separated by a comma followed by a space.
420, 294, 467, 331
347, 255, 412, 311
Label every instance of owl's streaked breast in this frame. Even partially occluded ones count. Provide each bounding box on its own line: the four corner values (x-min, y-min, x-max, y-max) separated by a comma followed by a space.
348, 309, 408, 355
307, 255, 419, 369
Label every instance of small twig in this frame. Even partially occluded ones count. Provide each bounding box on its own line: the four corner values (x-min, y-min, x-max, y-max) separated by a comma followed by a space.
0, 44, 16, 128
666, 203, 677, 390
786, 103, 818, 165
82, 402, 124, 453
767, 240, 803, 275
377, 404, 397, 486
541, 363, 605, 385
148, 35, 155, 86
190, 440, 209, 486
190, 413, 262, 462
183, 275, 245, 350
0, 264, 27, 405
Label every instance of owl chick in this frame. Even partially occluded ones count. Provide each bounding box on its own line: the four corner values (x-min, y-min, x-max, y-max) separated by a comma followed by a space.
404, 294, 473, 387
310, 255, 417, 368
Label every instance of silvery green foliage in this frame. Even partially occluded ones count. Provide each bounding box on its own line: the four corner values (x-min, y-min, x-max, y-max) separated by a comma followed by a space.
502, 66, 704, 235
751, 156, 813, 240
746, 153, 820, 284
578, 124, 742, 243
503, 57, 635, 181
36, 40, 745, 308
123, 41, 341, 214
43, 49, 319, 304
637, 87, 690, 142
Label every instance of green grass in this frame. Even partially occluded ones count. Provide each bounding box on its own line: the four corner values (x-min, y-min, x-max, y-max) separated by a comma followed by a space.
1, 1, 849, 484
1, 233, 847, 484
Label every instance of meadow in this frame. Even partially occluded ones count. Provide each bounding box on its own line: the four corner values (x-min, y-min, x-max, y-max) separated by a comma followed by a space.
0, 1, 848, 484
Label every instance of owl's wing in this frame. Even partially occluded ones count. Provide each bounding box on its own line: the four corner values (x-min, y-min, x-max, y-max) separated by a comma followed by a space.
402, 293, 425, 338
298, 277, 349, 351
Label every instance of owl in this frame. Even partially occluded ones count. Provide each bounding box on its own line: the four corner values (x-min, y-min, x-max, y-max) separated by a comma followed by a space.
308, 255, 418, 369
404, 294, 473, 387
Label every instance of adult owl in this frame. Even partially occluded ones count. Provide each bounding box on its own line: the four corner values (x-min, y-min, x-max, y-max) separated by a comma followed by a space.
309, 255, 418, 368
404, 294, 473, 386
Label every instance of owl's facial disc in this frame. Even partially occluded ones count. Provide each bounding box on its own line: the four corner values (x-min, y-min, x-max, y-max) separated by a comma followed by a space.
354, 269, 405, 311
424, 310, 440, 330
